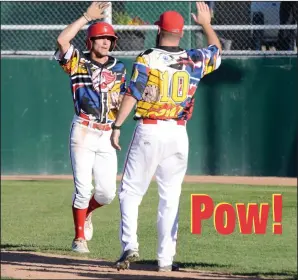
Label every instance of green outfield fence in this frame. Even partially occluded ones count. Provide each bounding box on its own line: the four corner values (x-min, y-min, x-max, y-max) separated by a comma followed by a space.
1, 57, 297, 177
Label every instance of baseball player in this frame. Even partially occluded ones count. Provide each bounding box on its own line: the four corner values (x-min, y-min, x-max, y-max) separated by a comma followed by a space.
54, 2, 127, 253
110, 2, 222, 271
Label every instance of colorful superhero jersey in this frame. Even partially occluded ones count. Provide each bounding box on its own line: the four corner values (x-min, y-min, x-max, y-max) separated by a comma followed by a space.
54, 44, 126, 123
126, 45, 221, 121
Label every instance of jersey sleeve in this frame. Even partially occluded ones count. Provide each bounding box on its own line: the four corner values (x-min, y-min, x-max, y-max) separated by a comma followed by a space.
192, 44, 221, 78
120, 67, 127, 95
54, 44, 80, 76
201, 45, 221, 77
126, 54, 150, 101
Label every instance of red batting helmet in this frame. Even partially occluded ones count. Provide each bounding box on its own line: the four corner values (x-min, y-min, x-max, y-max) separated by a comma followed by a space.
86, 22, 118, 52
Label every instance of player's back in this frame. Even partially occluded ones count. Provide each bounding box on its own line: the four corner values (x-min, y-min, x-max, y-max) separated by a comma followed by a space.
128, 45, 221, 121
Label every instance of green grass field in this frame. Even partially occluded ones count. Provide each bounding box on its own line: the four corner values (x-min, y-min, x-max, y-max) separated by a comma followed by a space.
1, 180, 297, 279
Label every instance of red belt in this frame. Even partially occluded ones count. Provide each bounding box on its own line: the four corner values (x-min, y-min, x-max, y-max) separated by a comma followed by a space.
141, 119, 186, 126
79, 112, 94, 120
79, 113, 111, 131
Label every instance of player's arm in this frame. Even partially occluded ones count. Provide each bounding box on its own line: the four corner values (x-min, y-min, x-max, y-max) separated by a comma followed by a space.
192, 1, 222, 54
111, 56, 150, 150
110, 94, 137, 151
115, 58, 149, 126
118, 67, 127, 106
57, 2, 109, 55
114, 94, 137, 128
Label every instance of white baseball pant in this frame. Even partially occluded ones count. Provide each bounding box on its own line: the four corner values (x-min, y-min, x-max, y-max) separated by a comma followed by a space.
70, 115, 117, 209
118, 119, 189, 267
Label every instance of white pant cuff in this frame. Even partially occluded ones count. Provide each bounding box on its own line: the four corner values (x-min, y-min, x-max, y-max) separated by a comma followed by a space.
158, 259, 173, 267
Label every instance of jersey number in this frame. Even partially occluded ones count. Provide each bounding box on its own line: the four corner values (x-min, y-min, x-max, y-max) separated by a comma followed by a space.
160, 71, 190, 103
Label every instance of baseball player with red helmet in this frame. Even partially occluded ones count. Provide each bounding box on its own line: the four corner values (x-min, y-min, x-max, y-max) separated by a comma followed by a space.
111, 2, 222, 271
55, 2, 126, 253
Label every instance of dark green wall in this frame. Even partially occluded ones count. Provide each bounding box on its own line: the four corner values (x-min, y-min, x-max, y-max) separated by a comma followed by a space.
1, 57, 297, 177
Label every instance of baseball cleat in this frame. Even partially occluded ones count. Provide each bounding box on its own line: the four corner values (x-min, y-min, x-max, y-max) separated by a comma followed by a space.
158, 263, 179, 272
72, 238, 90, 253
84, 212, 93, 241
115, 249, 139, 271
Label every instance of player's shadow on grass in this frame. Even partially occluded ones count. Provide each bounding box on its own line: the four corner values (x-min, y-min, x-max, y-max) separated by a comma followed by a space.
235, 272, 298, 280
1, 250, 105, 266
135, 260, 297, 280
1, 243, 68, 252
2, 251, 295, 280
0, 251, 198, 280
135, 259, 230, 269
1, 251, 260, 280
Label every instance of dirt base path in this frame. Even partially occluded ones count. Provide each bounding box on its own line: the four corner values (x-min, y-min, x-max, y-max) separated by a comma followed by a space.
1, 175, 296, 186
1, 250, 262, 280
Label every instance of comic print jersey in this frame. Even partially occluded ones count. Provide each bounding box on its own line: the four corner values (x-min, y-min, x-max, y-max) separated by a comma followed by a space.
127, 45, 221, 121
55, 44, 126, 123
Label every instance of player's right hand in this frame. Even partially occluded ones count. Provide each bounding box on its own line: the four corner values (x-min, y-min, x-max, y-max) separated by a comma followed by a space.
86, 2, 110, 21
110, 129, 121, 151
191, 2, 211, 27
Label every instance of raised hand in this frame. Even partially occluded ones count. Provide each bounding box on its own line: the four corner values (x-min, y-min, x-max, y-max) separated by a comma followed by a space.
85, 2, 110, 21
191, 2, 211, 26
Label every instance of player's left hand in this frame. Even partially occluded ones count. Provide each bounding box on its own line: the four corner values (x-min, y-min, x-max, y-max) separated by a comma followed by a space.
191, 2, 211, 27
110, 130, 121, 151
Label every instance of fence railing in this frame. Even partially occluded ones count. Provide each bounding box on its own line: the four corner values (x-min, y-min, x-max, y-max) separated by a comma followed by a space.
1, 1, 297, 57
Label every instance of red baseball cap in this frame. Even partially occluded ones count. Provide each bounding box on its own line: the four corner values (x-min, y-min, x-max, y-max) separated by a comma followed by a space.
154, 11, 184, 34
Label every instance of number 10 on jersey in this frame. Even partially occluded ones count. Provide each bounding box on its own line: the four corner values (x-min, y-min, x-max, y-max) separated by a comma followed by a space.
160, 70, 190, 103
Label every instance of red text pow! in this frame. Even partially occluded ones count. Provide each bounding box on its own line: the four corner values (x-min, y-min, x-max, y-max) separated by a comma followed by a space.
191, 194, 281, 235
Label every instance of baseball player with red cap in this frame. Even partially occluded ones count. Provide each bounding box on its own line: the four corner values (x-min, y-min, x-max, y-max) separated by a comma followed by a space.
111, 2, 222, 271
55, 2, 127, 253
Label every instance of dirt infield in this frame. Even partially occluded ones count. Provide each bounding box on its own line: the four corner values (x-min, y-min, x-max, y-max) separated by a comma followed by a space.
1, 175, 296, 186
1, 250, 264, 280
